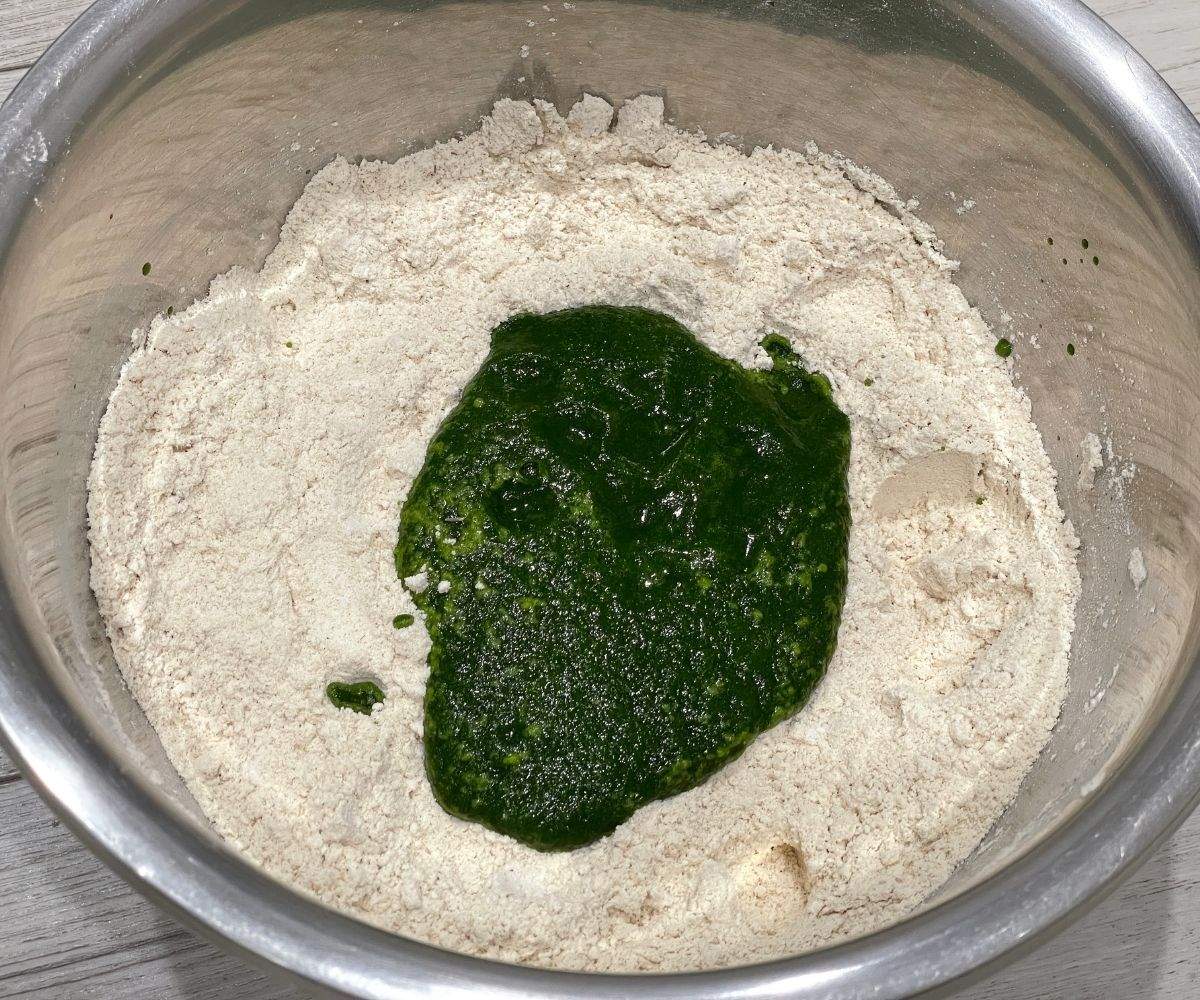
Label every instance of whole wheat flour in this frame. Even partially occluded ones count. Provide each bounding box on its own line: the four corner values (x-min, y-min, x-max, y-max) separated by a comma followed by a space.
87, 96, 1080, 971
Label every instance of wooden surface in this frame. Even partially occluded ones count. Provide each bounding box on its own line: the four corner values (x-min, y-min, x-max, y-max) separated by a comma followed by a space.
2, 0, 1200, 997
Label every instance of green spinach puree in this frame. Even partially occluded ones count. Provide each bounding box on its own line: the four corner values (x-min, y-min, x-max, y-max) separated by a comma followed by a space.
396, 306, 851, 850
326, 680, 385, 715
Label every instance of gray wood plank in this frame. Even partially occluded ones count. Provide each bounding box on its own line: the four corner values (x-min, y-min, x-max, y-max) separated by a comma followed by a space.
0, 747, 20, 785
1, 1, 1200, 998
0, 0, 90, 73
1095, 0, 1200, 108
0, 753, 305, 999
957, 826, 1200, 999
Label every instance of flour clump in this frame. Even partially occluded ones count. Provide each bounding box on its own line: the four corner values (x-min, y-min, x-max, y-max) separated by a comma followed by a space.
87, 96, 1080, 972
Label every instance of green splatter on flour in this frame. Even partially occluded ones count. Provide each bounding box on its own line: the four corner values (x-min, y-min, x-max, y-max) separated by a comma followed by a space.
327, 680, 385, 715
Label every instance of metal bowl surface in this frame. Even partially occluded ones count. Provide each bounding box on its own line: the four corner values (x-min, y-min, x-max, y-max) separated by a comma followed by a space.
2, 1, 1200, 997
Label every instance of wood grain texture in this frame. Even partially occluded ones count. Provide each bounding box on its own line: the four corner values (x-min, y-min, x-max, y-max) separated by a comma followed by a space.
0, 753, 304, 999
959, 829, 1200, 999
1099, 0, 1200, 108
2, 1, 1200, 998
0, 748, 21, 785
0, 0, 90, 73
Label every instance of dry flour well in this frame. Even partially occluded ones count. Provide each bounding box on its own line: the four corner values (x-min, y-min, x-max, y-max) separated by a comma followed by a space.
88, 97, 1080, 971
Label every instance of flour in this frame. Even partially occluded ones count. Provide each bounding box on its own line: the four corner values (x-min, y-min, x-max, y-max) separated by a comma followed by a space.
87, 96, 1080, 972
1129, 548, 1147, 589
1079, 431, 1104, 491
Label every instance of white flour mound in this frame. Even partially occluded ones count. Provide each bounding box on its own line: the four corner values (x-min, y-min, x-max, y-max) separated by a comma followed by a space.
88, 96, 1080, 972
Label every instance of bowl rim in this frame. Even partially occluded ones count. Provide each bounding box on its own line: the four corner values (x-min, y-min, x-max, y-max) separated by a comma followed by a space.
3, 0, 1200, 997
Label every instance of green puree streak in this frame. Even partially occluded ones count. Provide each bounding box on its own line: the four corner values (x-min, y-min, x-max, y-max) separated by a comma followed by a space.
396, 306, 851, 850
327, 680, 385, 715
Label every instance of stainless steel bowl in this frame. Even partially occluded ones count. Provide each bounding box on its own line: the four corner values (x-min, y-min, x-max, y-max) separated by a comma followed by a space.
3, 1, 1200, 996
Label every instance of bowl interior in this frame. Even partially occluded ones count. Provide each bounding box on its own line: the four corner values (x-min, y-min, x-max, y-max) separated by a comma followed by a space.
2, 0, 1200, 980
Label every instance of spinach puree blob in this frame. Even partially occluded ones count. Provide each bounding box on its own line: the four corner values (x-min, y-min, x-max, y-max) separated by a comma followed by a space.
327, 680, 385, 715
396, 305, 851, 850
